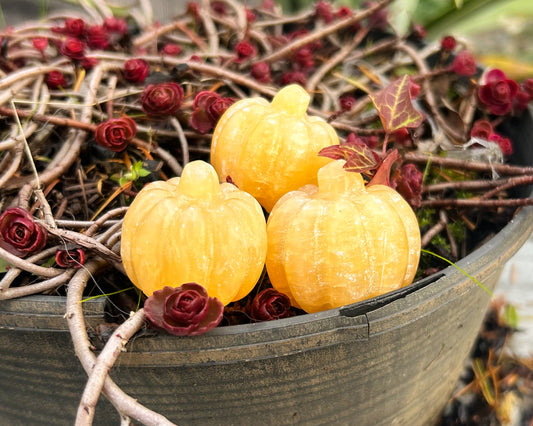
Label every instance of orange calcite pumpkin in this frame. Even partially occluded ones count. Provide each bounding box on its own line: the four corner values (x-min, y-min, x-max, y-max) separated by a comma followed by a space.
210, 84, 338, 212
265, 160, 421, 314
120, 160, 267, 305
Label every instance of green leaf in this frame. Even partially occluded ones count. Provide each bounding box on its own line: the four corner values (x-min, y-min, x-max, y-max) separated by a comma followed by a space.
137, 168, 151, 178
421, 248, 494, 297
368, 75, 424, 134
389, 0, 421, 36
0, 257, 10, 273
502, 304, 519, 329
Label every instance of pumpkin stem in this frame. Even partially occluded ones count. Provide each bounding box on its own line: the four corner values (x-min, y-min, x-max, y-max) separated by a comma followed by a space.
317, 160, 365, 194
178, 160, 221, 199
271, 84, 310, 117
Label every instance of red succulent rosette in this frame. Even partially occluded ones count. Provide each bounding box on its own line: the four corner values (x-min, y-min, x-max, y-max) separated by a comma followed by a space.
449, 50, 477, 77
32, 37, 48, 52
470, 119, 493, 140
103, 17, 128, 35
234, 40, 257, 62
250, 62, 271, 83
189, 91, 235, 134
45, 71, 67, 89
0, 207, 47, 258
55, 248, 85, 269
52, 18, 86, 38
160, 43, 182, 56
123, 58, 150, 83
440, 35, 456, 52
141, 82, 184, 116
85, 25, 109, 50
249, 288, 292, 322
391, 163, 423, 208
94, 116, 137, 152
479, 69, 519, 116
144, 284, 224, 336
59, 37, 86, 61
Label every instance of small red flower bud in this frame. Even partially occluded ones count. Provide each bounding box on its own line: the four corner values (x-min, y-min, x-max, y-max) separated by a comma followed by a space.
103, 17, 128, 35
85, 25, 109, 50
449, 50, 477, 77
0, 207, 47, 258
45, 70, 67, 89
234, 40, 257, 62
81, 57, 99, 70
315, 1, 334, 23
489, 133, 513, 156
294, 47, 314, 69
245, 8, 257, 23
94, 116, 137, 152
339, 95, 356, 111
280, 71, 306, 86
160, 43, 182, 56
250, 62, 271, 83
123, 58, 150, 83
336, 6, 353, 19
144, 284, 224, 336
141, 82, 184, 116
478, 69, 519, 115
190, 91, 235, 134
470, 119, 493, 140
55, 248, 85, 268
60, 37, 86, 60
62, 18, 86, 37
440, 35, 456, 52
32, 37, 48, 52
250, 288, 292, 321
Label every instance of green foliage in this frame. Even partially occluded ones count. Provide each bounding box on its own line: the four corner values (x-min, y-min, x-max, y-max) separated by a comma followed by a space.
501, 304, 519, 329
118, 160, 151, 187
0, 257, 9, 273
416, 208, 436, 227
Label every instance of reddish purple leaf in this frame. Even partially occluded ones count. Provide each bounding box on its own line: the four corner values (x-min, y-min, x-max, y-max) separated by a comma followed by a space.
318, 135, 380, 174
368, 149, 402, 187
368, 75, 424, 133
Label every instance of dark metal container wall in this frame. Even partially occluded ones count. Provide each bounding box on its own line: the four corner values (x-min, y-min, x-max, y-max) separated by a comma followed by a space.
1, 110, 533, 425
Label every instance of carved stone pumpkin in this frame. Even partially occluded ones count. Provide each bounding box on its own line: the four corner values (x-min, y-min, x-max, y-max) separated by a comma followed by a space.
120, 160, 267, 305
210, 84, 338, 212
265, 159, 421, 314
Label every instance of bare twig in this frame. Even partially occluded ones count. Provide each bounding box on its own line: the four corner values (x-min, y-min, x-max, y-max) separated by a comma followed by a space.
76, 309, 147, 426
66, 261, 175, 426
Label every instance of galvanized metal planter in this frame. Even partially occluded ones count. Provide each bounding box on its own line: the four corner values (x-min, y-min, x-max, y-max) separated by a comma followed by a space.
1, 111, 533, 425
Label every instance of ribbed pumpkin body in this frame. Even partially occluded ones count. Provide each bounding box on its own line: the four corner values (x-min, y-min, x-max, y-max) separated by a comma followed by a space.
266, 160, 421, 314
210, 84, 338, 212
120, 160, 267, 305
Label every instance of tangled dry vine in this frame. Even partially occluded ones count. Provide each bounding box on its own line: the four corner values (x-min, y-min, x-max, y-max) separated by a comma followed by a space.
1, 0, 533, 423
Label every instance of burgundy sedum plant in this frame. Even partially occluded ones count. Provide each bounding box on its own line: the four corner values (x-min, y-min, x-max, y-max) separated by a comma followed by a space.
55, 248, 85, 269
249, 288, 292, 322
0, 208, 47, 258
141, 82, 184, 116
94, 116, 137, 152
144, 283, 224, 336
